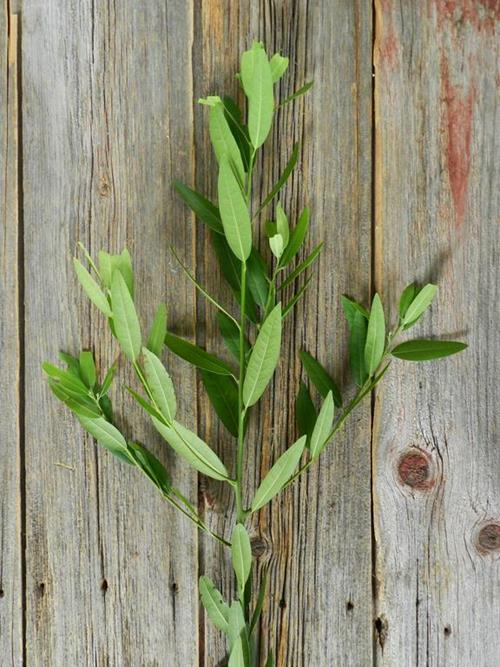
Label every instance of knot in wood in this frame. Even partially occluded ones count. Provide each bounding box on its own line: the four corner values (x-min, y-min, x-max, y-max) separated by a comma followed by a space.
250, 536, 270, 559
397, 449, 433, 490
476, 523, 500, 553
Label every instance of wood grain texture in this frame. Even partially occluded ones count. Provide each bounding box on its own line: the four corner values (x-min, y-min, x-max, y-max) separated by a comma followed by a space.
373, 1, 500, 665
22, 1, 197, 665
194, 2, 373, 665
0, 8, 22, 666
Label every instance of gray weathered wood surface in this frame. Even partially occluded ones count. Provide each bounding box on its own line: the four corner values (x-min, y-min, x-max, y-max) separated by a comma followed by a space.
0, 1, 498, 665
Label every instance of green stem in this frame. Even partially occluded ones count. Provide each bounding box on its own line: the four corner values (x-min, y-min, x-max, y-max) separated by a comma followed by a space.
235, 260, 248, 524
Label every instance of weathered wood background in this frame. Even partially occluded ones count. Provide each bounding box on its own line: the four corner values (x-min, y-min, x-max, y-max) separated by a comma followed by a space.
1, 1, 498, 665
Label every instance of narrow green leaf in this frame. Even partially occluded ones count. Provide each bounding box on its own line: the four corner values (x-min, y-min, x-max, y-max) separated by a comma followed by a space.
223, 96, 251, 172
43, 362, 89, 396
217, 312, 250, 361
228, 638, 245, 667
279, 80, 314, 107
98, 251, 113, 288
173, 181, 223, 234
276, 204, 289, 247
243, 304, 282, 407
282, 275, 312, 319
280, 242, 323, 291
295, 382, 317, 444
218, 154, 252, 261
310, 392, 334, 459
241, 42, 274, 148
398, 283, 419, 319
115, 249, 134, 297
251, 435, 306, 512
299, 351, 342, 407
100, 360, 118, 395
250, 570, 268, 633
164, 332, 235, 376
58, 351, 81, 377
142, 347, 177, 423
152, 418, 229, 481
127, 441, 171, 494
279, 207, 309, 268
146, 303, 168, 357
73, 258, 112, 317
402, 283, 437, 328
79, 351, 96, 389
199, 576, 230, 634
78, 416, 133, 464
269, 234, 284, 259
341, 296, 368, 386
341, 295, 369, 320
111, 271, 142, 361
364, 293, 386, 376
259, 143, 299, 211
264, 652, 275, 667
127, 386, 164, 422
209, 100, 245, 185
98, 395, 113, 422
391, 339, 467, 361
228, 601, 246, 648
247, 248, 269, 308
231, 524, 252, 594
201, 371, 239, 437
270, 53, 289, 82
47, 380, 102, 418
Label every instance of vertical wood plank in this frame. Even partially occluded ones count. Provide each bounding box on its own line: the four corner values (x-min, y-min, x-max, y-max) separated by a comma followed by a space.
0, 8, 22, 666
194, 2, 373, 664
373, 1, 500, 664
23, 1, 198, 664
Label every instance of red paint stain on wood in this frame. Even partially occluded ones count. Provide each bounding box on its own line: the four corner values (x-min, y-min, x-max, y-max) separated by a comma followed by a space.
435, 0, 500, 34
442, 59, 475, 227
380, 25, 399, 69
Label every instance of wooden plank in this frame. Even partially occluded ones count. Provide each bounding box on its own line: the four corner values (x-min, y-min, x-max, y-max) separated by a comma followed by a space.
22, 1, 198, 664
194, 2, 373, 664
0, 9, 22, 666
373, 1, 500, 664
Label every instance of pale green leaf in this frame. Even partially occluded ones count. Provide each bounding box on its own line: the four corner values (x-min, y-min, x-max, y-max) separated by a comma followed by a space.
199, 576, 230, 634
251, 435, 306, 512
402, 283, 437, 328
111, 271, 142, 361
241, 42, 274, 148
279, 207, 310, 269
142, 347, 176, 423
73, 258, 112, 317
78, 416, 133, 464
146, 303, 167, 357
231, 524, 252, 594
364, 293, 385, 376
152, 418, 229, 481
218, 154, 252, 261
209, 101, 245, 185
310, 391, 334, 459
270, 53, 289, 82
269, 234, 284, 259
243, 304, 282, 407
79, 351, 96, 389
276, 203, 289, 247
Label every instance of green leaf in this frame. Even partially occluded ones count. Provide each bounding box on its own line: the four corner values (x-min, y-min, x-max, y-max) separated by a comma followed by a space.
247, 248, 269, 308
279, 80, 314, 107
164, 332, 235, 376
282, 276, 313, 319
264, 652, 275, 667
241, 42, 274, 148
231, 524, 252, 594
99, 395, 113, 422
228, 638, 245, 667
199, 576, 230, 634
78, 416, 133, 464
217, 312, 250, 361
341, 296, 368, 386
250, 570, 268, 633
47, 380, 102, 418
259, 143, 299, 211
299, 351, 342, 407
223, 96, 251, 172
100, 360, 118, 395
364, 293, 385, 376
340, 295, 369, 320
173, 181, 223, 234
152, 418, 229, 481
111, 271, 142, 361
115, 249, 134, 297
209, 100, 246, 185
280, 242, 323, 291
79, 351, 96, 389
98, 251, 113, 288
58, 351, 81, 377
127, 386, 164, 422
398, 283, 419, 319
43, 362, 89, 397
127, 441, 171, 494
227, 601, 246, 648
391, 339, 467, 361
279, 207, 309, 268
218, 154, 252, 261
211, 233, 259, 323
243, 304, 282, 407
402, 283, 437, 328
269, 234, 284, 259
270, 53, 289, 82
309, 391, 334, 459
73, 258, 112, 317
146, 303, 168, 357
276, 204, 289, 247
295, 382, 317, 444
251, 435, 306, 512
201, 371, 239, 437
142, 348, 177, 423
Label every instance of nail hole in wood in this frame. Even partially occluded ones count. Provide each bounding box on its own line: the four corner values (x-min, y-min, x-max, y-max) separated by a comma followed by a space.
0, 588, 4, 598
346, 600, 354, 612
444, 625, 452, 637
38, 582, 45, 596
375, 615, 388, 648
100, 578, 108, 592
279, 598, 286, 609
